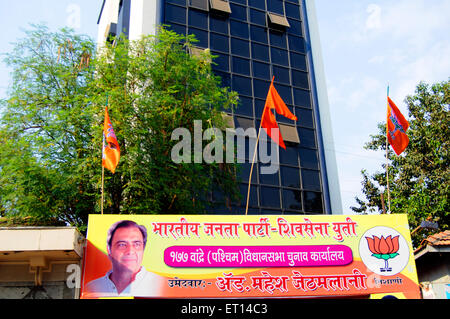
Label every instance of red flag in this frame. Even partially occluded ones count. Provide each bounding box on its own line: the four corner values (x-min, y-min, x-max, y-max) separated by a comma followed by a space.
261, 77, 297, 149
102, 106, 120, 173
387, 96, 409, 155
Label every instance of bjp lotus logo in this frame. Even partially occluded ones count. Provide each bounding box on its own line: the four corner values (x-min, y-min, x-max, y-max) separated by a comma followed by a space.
366, 235, 399, 272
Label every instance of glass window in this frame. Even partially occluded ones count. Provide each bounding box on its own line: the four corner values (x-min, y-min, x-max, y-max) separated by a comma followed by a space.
231, 37, 250, 57
283, 189, 302, 211
259, 169, 279, 186
296, 108, 314, 128
273, 65, 290, 85
253, 61, 270, 79
250, 8, 266, 26
298, 128, 316, 148
293, 88, 311, 107
288, 35, 305, 53
240, 183, 258, 207
232, 75, 252, 96
253, 79, 271, 99
270, 47, 289, 66
189, 0, 208, 11
299, 148, 319, 169
210, 15, 229, 34
254, 99, 266, 118
287, 19, 302, 36
166, 23, 186, 36
269, 30, 287, 48
232, 57, 250, 76
275, 84, 292, 104
213, 70, 231, 87
292, 70, 309, 89
267, 0, 284, 14
230, 3, 247, 21
235, 95, 254, 117
211, 52, 229, 71
302, 169, 321, 191
281, 166, 300, 188
251, 43, 269, 62
210, 33, 229, 53
285, 2, 301, 20
260, 186, 280, 208
248, 0, 265, 10
230, 20, 249, 39
237, 162, 257, 183
303, 191, 323, 213
165, 4, 186, 25
290, 52, 307, 70
167, 0, 186, 5
250, 25, 268, 44
188, 8, 208, 29
279, 146, 299, 166
188, 27, 208, 47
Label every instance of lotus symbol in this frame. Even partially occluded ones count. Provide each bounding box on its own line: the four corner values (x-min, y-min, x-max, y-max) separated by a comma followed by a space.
366, 235, 400, 272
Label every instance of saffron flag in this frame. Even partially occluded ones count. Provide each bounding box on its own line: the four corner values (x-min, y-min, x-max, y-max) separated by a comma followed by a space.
102, 106, 120, 173
387, 96, 409, 155
261, 77, 298, 149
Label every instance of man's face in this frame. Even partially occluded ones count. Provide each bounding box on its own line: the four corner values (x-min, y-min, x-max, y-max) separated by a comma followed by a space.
109, 226, 145, 275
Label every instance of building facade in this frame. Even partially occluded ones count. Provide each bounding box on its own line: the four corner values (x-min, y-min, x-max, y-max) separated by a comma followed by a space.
97, 0, 342, 215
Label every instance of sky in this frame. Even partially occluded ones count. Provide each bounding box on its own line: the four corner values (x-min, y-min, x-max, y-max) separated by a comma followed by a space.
0, 0, 449, 214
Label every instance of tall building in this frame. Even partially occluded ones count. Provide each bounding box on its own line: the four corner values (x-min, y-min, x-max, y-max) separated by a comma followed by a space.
97, 0, 342, 215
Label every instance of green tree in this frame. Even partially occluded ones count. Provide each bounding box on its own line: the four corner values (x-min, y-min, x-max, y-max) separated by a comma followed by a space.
351, 80, 449, 245
0, 25, 239, 230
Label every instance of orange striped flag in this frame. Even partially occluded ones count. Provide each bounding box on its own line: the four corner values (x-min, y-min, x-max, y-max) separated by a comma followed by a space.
387, 96, 409, 155
102, 106, 120, 173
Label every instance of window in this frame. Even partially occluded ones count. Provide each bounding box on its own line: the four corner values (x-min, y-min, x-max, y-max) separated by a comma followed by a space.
253, 79, 271, 99
273, 65, 290, 84
189, 0, 209, 11
293, 88, 311, 107
210, 15, 229, 34
250, 25, 268, 44
292, 70, 309, 89
279, 124, 300, 144
189, 9, 208, 29
240, 183, 258, 207
253, 61, 270, 79
250, 8, 266, 26
299, 148, 319, 169
165, 4, 186, 25
270, 47, 289, 66
251, 43, 269, 62
279, 146, 299, 166
211, 52, 229, 71
283, 189, 302, 211
298, 127, 316, 148
211, 33, 229, 52
260, 186, 280, 208
296, 108, 314, 128
232, 56, 250, 75
303, 191, 323, 213
267, 12, 290, 28
229, 3, 246, 20
281, 166, 300, 188
232, 75, 252, 96
290, 52, 307, 71
210, 0, 232, 14
230, 20, 249, 39
235, 95, 253, 117
259, 169, 279, 186
302, 169, 321, 191
231, 37, 250, 57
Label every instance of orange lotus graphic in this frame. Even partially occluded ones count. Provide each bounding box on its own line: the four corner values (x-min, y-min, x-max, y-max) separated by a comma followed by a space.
366, 235, 400, 272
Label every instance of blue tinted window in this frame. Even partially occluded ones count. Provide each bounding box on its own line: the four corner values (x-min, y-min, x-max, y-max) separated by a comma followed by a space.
285, 2, 301, 20
303, 191, 323, 213
281, 166, 300, 188
298, 128, 316, 148
232, 75, 252, 96
288, 35, 305, 53
260, 186, 280, 208
213, 70, 231, 87
267, 0, 284, 14
273, 65, 290, 85
253, 61, 270, 79
283, 189, 302, 211
230, 20, 249, 39
270, 30, 287, 48
210, 15, 228, 34
188, 27, 208, 47
290, 52, 307, 70
240, 183, 258, 207
299, 148, 319, 169
235, 96, 254, 117
230, 3, 247, 21
165, 4, 186, 25
302, 170, 321, 191
231, 37, 250, 57
250, 9, 266, 26
210, 33, 229, 52
292, 70, 309, 89
238, 163, 257, 183
251, 43, 269, 61
270, 47, 289, 66
232, 57, 250, 76
188, 8, 208, 29
287, 19, 302, 36
254, 99, 265, 118
280, 146, 299, 166
259, 170, 279, 186
167, 23, 186, 36
296, 108, 313, 128
250, 25, 268, 44
248, 0, 265, 10
211, 52, 229, 71
293, 88, 311, 107
253, 79, 270, 99
275, 84, 292, 104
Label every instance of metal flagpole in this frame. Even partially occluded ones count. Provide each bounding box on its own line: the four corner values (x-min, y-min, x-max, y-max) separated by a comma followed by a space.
386, 85, 391, 213
245, 120, 263, 215
101, 94, 108, 215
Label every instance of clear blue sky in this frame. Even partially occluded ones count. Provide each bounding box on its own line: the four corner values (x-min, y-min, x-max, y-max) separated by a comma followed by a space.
0, 1, 449, 213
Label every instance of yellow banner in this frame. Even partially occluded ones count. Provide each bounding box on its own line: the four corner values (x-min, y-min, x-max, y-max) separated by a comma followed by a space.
81, 214, 420, 299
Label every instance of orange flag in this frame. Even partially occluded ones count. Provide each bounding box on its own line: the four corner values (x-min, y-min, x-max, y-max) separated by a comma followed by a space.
102, 106, 120, 173
261, 77, 297, 149
387, 96, 409, 155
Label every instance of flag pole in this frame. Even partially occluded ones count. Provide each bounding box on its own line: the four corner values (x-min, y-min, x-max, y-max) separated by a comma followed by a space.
101, 94, 108, 215
101, 165, 105, 215
245, 77, 274, 215
386, 85, 391, 213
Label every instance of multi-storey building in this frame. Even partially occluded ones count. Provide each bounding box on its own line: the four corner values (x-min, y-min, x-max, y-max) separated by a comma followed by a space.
97, 0, 342, 215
